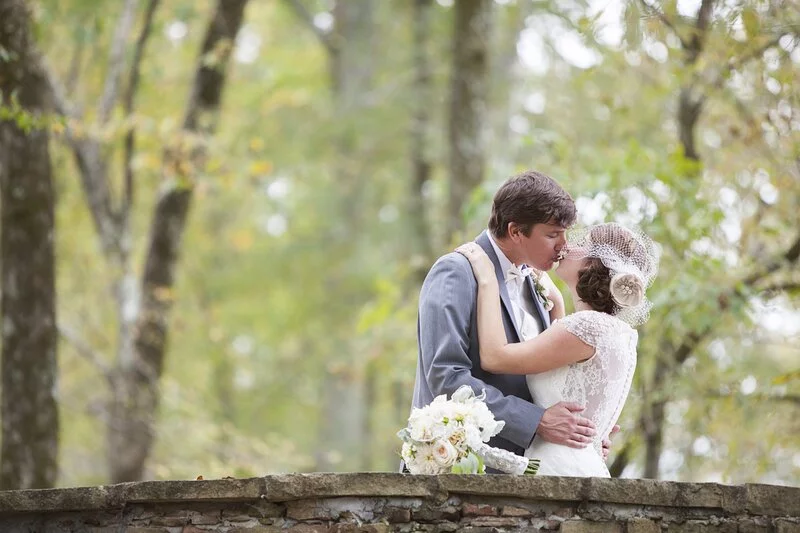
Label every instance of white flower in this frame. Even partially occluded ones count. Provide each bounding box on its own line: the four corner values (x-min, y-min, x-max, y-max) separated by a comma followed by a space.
409, 443, 442, 474
401, 442, 415, 462
544, 299, 554, 312
398, 385, 514, 475
408, 413, 444, 443
432, 439, 459, 467
464, 425, 484, 450
451, 385, 476, 403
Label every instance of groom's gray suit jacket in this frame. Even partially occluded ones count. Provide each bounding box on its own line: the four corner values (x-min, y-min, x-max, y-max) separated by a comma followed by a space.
411, 230, 550, 458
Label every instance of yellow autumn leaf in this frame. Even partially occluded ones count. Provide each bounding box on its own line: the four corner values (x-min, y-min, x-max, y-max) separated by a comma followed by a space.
231, 230, 254, 251
249, 137, 265, 152
772, 370, 800, 385
50, 120, 65, 135
249, 160, 273, 175
206, 157, 224, 173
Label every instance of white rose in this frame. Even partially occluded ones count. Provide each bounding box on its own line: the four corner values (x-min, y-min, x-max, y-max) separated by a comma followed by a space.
414, 444, 443, 474
432, 439, 459, 467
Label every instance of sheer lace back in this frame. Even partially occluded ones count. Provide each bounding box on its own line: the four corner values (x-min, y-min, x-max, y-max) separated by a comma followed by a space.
527, 310, 638, 458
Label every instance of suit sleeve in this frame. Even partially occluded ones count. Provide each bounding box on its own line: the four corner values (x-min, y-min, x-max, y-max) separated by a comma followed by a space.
418, 253, 543, 448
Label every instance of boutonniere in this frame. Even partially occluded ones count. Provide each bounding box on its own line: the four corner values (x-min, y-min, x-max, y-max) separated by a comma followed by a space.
522, 266, 554, 312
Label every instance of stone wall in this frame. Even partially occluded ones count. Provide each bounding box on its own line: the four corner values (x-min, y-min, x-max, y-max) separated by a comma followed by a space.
0, 474, 798, 533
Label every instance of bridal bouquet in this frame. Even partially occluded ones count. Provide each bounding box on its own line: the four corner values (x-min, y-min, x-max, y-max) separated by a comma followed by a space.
398, 385, 540, 475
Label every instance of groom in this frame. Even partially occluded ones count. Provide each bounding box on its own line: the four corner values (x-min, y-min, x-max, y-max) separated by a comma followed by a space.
409, 170, 603, 468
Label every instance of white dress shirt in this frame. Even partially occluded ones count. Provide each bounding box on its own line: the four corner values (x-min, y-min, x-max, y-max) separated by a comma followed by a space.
487, 234, 542, 340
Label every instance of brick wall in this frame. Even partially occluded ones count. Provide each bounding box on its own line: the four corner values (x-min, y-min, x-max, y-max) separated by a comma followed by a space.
0, 474, 798, 533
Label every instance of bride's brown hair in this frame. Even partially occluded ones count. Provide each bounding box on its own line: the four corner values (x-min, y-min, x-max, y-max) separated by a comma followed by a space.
575, 225, 644, 314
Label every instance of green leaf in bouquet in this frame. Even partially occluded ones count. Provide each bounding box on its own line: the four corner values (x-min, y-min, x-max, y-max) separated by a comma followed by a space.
450, 452, 482, 474
475, 451, 485, 474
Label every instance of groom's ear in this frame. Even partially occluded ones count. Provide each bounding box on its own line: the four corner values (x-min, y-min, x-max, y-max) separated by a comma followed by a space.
507, 222, 517, 237
507, 222, 524, 240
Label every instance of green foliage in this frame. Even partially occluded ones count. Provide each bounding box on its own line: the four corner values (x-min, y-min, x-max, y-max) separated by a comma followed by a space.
25, 0, 800, 486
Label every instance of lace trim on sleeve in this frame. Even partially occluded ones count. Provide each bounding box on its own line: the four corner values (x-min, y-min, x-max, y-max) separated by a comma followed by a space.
559, 310, 614, 349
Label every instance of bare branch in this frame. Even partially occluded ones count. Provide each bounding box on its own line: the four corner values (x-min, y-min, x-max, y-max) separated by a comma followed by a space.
638, 0, 689, 49
670, 229, 800, 367
65, 39, 85, 96
759, 281, 800, 294
98, 0, 140, 124
686, 0, 715, 63
43, 63, 120, 259
58, 323, 114, 385
707, 33, 795, 91
283, 0, 335, 56
122, 0, 161, 237
707, 391, 800, 406
42, 60, 79, 118
744, 230, 800, 284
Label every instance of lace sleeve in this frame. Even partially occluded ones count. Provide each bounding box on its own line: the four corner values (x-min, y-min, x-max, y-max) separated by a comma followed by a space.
558, 311, 612, 348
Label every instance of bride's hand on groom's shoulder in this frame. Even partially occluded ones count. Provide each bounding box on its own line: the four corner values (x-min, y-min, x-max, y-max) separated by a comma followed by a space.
455, 243, 495, 286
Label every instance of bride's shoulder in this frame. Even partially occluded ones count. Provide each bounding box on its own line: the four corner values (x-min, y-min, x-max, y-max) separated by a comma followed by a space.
564, 309, 614, 323
558, 310, 633, 338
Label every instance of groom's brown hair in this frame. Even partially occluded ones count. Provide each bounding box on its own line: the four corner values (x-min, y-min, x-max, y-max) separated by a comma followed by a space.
488, 170, 576, 238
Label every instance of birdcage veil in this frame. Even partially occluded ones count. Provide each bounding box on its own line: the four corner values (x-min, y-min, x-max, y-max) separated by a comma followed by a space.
564, 223, 661, 326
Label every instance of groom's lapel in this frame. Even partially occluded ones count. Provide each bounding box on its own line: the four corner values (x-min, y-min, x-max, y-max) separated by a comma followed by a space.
476, 231, 523, 341
525, 277, 551, 330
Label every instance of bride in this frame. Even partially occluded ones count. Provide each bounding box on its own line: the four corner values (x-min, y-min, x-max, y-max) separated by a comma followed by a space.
457, 223, 660, 477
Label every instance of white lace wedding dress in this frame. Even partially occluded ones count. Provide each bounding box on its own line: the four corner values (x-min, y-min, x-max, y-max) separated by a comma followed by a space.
525, 310, 638, 477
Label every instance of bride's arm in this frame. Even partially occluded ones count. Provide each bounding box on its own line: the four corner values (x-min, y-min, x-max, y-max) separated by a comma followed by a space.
479, 323, 593, 375
456, 243, 594, 376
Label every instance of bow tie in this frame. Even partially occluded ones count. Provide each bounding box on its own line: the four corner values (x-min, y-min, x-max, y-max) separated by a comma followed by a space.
505, 264, 532, 284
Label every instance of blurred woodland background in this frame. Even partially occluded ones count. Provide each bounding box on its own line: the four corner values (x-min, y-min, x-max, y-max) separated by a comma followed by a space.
0, 0, 798, 490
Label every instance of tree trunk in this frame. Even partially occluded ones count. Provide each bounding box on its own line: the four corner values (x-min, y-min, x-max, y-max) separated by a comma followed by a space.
409, 0, 434, 282
361, 360, 377, 471
608, 440, 632, 478
640, 351, 670, 479
488, 1, 530, 180
639, 2, 712, 479
447, 0, 492, 242
316, 0, 374, 473
108, 0, 250, 482
642, 397, 666, 478
0, 0, 59, 490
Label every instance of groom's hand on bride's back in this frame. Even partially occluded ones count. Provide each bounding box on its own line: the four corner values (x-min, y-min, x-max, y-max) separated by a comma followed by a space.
601, 425, 620, 461
537, 402, 596, 448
